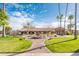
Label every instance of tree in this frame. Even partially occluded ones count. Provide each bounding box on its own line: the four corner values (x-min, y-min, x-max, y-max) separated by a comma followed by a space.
0, 4, 8, 37
23, 22, 35, 29
56, 14, 63, 35
56, 15, 60, 28
5, 24, 12, 35
68, 15, 74, 33
74, 3, 77, 39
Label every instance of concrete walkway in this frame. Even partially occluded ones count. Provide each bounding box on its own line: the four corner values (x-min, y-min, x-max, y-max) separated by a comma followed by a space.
13, 39, 76, 56
14, 39, 51, 56
12, 36, 78, 56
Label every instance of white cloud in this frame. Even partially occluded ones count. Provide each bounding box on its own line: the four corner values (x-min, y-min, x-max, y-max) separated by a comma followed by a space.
12, 12, 22, 17
51, 21, 79, 30
9, 11, 34, 30
33, 18, 79, 30
8, 11, 79, 30
33, 22, 53, 28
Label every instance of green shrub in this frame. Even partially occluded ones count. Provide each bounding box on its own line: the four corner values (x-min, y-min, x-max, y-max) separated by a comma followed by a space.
66, 31, 72, 35
53, 34, 57, 37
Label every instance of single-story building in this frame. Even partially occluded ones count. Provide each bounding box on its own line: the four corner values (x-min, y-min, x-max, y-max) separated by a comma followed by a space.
17, 28, 55, 35
16, 27, 66, 36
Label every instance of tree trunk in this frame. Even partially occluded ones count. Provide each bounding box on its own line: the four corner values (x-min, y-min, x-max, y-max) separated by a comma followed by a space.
60, 19, 62, 35
74, 3, 77, 39
2, 3, 6, 37
2, 25, 6, 37
70, 20, 72, 33
64, 20, 66, 35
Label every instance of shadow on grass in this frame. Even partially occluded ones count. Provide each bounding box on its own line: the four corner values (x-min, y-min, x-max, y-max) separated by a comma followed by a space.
0, 38, 75, 56
71, 49, 79, 56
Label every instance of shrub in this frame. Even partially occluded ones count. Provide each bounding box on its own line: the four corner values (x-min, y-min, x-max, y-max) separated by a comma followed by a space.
66, 31, 72, 35
53, 34, 57, 37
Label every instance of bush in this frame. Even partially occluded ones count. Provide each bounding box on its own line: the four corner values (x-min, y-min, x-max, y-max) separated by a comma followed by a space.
66, 31, 72, 35
53, 34, 57, 37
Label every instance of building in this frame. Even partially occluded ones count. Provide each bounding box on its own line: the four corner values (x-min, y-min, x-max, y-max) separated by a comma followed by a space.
0, 27, 68, 36
16, 27, 66, 36
17, 28, 55, 35
55, 27, 65, 35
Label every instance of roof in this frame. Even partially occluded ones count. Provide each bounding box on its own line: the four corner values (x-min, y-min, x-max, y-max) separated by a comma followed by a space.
55, 27, 65, 31
18, 28, 55, 32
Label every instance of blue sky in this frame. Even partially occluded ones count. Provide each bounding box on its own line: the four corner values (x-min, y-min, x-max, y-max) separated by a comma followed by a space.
0, 3, 79, 30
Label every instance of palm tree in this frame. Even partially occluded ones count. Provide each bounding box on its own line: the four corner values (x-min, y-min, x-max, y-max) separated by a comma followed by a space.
56, 15, 60, 28
68, 15, 74, 33
60, 14, 63, 28
23, 21, 35, 29
56, 14, 63, 28
74, 3, 77, 39
56, 14, 63, 35
64, 16, 66, 35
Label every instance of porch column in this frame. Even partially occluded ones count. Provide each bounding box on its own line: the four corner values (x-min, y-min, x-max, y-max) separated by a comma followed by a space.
34, 32, 36, 35
27, 31, 29, 35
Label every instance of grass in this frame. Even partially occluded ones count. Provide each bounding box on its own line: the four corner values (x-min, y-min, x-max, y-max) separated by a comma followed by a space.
0, 36, 32, 52
45, 36, 79, 53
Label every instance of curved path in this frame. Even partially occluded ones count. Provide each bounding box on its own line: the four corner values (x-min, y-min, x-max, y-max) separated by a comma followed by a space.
12, 36, 76, 56
14, 39, 51, 56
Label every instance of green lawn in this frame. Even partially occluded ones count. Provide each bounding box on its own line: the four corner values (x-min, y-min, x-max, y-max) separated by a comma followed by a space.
0, 36, 32, 52
45, 36, 79, 53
